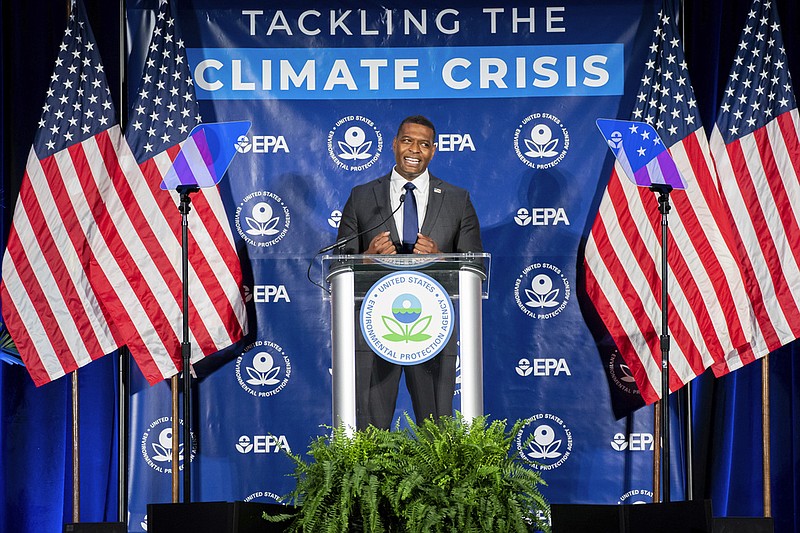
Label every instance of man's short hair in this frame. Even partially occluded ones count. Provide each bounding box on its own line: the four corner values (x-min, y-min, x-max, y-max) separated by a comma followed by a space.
397, 115, 436, 140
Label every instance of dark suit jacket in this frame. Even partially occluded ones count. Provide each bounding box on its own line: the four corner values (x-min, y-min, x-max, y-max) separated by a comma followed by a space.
336, 172, 483, 254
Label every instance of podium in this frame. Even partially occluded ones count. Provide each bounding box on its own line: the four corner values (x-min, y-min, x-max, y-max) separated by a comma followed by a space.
323, 253, 490, 430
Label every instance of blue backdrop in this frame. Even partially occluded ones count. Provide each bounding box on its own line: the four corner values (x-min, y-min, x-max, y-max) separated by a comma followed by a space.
122, 4, 667, 528
1, 1, 800, 532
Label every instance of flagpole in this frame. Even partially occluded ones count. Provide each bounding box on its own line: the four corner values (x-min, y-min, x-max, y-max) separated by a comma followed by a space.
762, 355, 771, 517
171, 376, 179, 502
676, 0, 694, 503
118, 0, 130, 524
653, 401, 661, 503
64, 3, 82, 522
72, 369, 80, 523
685, 385, 693, 500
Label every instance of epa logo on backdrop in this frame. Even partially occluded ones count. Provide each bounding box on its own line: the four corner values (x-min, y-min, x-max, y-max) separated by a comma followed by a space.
515, 413, 573, 471
515, 357, 571, 377
513, 207, 570, 226
611, 432, 654, 452
235, 190, 291, 248
328, 209, 342, 228
243, 490, 285, 504
244, 284, 291, 303
236, 340, 292, 397
513, 113, 570, 169
327, 115, 383, 172
437, 132, 476, 152
618, 489, 654, 505
140, 416, 196, 474
514, 262, 571, 319
234, 134, 290, 153
236, 434, 291, 454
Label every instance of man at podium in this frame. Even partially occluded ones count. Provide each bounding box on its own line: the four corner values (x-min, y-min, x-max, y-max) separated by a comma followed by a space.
337, 115, 483, 429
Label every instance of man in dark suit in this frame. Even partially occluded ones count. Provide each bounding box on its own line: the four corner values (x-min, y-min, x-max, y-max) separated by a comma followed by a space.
336, 115, 483, 429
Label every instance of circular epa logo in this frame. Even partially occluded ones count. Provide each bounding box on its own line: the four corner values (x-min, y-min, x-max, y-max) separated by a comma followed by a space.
140, 416, 196, 474
513, 113, 570, 169
236, 340, 292, 398
327, 115, 383, 172
515, 413, 573, 471
235, 190, 291, 248
360, 271, 454, 365
514, 262, 571, 319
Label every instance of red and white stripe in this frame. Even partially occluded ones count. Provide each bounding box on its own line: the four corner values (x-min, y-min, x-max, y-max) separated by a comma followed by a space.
1, 141, 121, 385
586, 129, 753, 404
710, 109, 800, 373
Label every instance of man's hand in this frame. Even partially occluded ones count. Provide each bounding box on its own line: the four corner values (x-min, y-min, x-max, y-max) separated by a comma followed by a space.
366, 231, 397, 254
413, 234, 440, 254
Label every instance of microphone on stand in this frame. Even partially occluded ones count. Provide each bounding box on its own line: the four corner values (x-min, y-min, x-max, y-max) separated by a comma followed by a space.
308, 192, 406, 293
318, 192, 406, 254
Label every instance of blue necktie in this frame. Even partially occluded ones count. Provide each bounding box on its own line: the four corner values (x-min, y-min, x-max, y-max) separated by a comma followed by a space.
402, 182, 418, 253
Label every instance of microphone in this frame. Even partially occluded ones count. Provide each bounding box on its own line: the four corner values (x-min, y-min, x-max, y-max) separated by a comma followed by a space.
317, 193, 406, 254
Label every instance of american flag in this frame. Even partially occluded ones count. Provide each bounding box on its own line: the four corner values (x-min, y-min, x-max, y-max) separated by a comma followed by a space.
0, 0, 122, 385
98, 0, 247, 383
710, 0, 800, 372
0, 0, 247, 386
585, 4, 754, 404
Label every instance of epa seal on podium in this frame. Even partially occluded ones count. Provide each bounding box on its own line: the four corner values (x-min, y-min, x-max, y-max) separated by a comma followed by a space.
360, 271, 454, 365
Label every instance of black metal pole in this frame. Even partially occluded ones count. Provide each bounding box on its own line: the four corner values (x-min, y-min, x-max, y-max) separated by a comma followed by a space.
178, 185, 198, 502
685, 384, 693, 500
118, 0, 130, 522
118, 347, 129, 520
651, 184, 672, 503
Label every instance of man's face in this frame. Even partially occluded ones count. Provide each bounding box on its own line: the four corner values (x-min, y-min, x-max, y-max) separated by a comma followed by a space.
392, 122, 436, 180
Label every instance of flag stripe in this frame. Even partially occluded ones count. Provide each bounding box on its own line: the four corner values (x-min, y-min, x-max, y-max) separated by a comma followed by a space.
585, 198, 662, 403
668, 135, 751, 359
71, 133, 184, 378
726, 135, 800, 339
0, 254, 62, 384
17, 159, 101, 362
712, 129, 782, 356
36, 149, 118, 360
134, 153, 221, 356
2, 225, 71, 378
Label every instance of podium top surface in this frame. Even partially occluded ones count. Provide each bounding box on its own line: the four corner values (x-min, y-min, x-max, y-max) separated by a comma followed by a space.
322, 252, 491, 300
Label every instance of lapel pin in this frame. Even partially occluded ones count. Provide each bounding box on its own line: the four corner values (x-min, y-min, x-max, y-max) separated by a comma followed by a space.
433, 187, 442, 194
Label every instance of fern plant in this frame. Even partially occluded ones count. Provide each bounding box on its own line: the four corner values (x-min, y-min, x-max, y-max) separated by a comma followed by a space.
271, 414, 550, 533
277, 424, 404, 532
